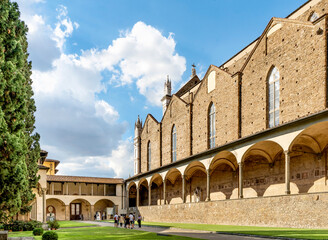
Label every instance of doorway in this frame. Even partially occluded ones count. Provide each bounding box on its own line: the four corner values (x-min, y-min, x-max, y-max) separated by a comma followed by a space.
70, 203, 81, 220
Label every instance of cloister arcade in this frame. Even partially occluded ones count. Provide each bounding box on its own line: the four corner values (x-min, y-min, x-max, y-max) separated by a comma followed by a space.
127, 121, 328, 208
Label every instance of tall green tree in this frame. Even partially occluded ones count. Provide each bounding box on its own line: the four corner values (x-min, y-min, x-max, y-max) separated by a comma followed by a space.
0, 0, 40, 221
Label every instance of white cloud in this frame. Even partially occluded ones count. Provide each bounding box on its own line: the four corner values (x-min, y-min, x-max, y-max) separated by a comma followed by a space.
17, 2, 186, 178
53, 5, 79, 51
78, 21, 186, 106
58, 139, 134, 178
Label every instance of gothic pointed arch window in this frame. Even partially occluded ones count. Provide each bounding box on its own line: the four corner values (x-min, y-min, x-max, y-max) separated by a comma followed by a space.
172, 125, 177, 162
268, 66, 280, 128
147, 141, 151, 171
208, 103, 216, 149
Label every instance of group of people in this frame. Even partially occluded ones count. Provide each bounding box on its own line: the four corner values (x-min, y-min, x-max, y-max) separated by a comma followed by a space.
113, 213, 142, 229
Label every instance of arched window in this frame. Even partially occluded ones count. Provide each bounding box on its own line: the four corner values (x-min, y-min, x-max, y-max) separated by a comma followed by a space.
209, 103, 215, 148
172, 125, 177, 162
309, 12, 319, 22
147, 141, 151, 171
268, 67, 280, 128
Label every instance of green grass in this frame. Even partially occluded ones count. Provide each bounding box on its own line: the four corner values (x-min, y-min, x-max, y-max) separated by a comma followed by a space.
141, 221, 328, 239
9, 226, 197, 240
57, 220, 97, 228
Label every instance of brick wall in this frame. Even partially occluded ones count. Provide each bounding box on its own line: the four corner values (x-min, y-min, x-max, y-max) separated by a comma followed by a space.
137, 192, 328, 228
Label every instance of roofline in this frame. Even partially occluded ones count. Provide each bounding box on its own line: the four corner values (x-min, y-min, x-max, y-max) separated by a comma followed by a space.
220, 0, 313, 70
125, 109, 328, 182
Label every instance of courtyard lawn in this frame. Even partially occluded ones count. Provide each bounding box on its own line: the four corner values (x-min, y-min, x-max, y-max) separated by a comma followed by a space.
8, 226, 196, 240
57, 220, 97, 228
141, 221, 328, 240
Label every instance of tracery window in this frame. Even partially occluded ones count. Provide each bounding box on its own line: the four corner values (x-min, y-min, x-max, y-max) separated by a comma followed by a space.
268, 67, 280, 128
147, 141, 151, 171
209, 103, 216, 148
172, 125, 177, 162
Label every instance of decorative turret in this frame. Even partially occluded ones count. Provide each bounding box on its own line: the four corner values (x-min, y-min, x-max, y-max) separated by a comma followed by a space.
134, 115, 142, 175
134, 115, 142, 138
191, 63, 196, 78
161, 75, 172, 115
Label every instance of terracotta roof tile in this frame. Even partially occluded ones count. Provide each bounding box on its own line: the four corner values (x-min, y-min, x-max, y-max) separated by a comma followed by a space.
47, 175, 124, 184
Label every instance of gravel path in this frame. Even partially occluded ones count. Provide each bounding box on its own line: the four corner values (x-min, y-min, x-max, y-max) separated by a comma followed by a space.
81, 221, 280, 240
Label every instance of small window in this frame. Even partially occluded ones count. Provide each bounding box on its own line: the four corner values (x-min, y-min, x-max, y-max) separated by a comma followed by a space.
209, 103, 215, 148
147, 141, 151, 171
309, 12, 319, 22
207, 71, 216, 93
268, 67, 280, 128
172, 125, 177, 162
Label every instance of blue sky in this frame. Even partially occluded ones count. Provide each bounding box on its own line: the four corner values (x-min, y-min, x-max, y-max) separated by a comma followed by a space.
16, 0, 307, 178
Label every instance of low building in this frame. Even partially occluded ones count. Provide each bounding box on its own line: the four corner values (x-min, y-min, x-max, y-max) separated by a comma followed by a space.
18, 151, 124, 222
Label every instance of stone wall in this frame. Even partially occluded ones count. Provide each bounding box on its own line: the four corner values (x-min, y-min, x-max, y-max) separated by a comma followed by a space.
241, 17, 327, 137
192, 66, 239, 154
161, 96, 191, 165
137, 192, 328, 228
140, 115, 161, 172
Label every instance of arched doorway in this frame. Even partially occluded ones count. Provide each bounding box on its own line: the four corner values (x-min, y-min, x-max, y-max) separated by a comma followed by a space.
46, 198, 65, 221
94, 199, 114, 220
138, 179, 149, 206
289, 121, 328, 193
184, 161, 207, 203
69, 199, 91, 220
128, 182, 137, 208
165, 168, 182, 204
150, 174, 163, 205
209, 151, 238, 200
242, 140, 285, 198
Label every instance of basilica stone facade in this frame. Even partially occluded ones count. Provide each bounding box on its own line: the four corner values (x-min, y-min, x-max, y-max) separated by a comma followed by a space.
125, 0, 328, 228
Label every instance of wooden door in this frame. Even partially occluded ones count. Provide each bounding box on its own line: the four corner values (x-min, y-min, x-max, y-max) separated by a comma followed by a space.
70, 203, 81, 220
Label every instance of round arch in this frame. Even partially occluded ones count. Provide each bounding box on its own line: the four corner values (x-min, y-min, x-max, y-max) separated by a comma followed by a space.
289, 121, 328, 154
46, 198, 66, 221
184, 161, 207, 203
184, 161, 206, 180
242, 140, 284, 163
164, 168, 183, 204
69, 198, 91, 221
149, 173, 164, 206
210, 151, 238, 173
94, 199, 114, 220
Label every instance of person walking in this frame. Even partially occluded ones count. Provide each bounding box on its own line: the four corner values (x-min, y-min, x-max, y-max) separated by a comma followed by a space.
119, 214, 124, 227
129, 212, 134, 229
125, 214, 130, 229
113, 213, 119, 227
137, 214, 142, 228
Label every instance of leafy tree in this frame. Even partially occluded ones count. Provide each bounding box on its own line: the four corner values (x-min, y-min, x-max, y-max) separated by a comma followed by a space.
0, 0, 40, 221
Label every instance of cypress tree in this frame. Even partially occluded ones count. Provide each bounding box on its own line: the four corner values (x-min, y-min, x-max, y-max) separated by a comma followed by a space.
0, 0, 40, 221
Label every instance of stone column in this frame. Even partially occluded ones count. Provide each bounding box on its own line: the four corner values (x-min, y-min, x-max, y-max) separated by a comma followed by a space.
126, 187, 129, 211
104, 184, 106, 196
206, 169, 211, 201
65, 205, 70, 220
182, 175, 186, 203
90, 205, 95, 221
148, 183, 152, 206
91, 184, 94, 196
136, 186, 140, 207
163, 180, 166, 205
285, 150, 291, 194
42, 188, 47, 223
79, 183, 81, 195
66, 182, 69, 195
51, 182, 54, 195
239, 162, 243, 198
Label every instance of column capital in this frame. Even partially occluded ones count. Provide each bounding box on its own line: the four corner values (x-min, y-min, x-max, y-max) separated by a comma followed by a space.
284, 150, 290, 155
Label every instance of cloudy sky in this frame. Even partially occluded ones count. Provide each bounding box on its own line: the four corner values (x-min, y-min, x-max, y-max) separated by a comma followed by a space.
15, 0, 307, 178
